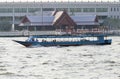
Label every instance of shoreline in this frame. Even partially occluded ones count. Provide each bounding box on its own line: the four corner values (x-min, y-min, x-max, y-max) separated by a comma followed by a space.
0, 30, 119, 37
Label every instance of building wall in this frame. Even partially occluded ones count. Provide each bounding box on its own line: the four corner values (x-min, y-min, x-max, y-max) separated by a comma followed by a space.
0, 2, 120, 30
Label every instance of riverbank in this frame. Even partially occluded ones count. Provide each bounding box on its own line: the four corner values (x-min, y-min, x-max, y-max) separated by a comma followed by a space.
0, 30, 120, 37
0, 31, 56, 37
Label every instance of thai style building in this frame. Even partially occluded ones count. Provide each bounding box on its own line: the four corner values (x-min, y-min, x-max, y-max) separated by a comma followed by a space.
20, 11, 99, 34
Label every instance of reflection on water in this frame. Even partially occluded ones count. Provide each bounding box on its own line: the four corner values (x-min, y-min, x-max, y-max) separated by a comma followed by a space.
0, 37, 120, 79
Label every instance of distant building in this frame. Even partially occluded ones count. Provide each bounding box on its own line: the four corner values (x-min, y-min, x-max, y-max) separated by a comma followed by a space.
0, 2, 119, 31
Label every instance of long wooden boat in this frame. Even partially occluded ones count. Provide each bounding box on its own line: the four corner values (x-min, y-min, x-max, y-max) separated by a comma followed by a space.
13, 34, 112, 47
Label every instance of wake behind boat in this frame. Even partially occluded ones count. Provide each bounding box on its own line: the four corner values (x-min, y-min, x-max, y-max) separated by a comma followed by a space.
13, 34, 112, 47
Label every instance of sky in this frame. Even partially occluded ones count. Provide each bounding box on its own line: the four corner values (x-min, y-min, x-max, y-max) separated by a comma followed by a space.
0, 0, 119, 2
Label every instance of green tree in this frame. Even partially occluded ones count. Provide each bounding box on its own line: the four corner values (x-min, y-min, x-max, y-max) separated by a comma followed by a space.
102, 18, 120, 30
0, 21, 11, 31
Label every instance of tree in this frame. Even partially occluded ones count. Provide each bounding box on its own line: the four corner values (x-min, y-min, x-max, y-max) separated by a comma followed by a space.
102, 18, 120, 30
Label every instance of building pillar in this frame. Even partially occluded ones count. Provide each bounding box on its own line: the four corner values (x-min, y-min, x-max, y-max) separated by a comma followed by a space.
11, 24, 15, 31
12, 7, 15, 31
34, 26, 37, 31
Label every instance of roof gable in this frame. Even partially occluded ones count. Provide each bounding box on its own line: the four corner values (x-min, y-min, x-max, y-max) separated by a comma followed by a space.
53, 11, 76, 26
53, 11, 64, 23
21, 16, 30, 23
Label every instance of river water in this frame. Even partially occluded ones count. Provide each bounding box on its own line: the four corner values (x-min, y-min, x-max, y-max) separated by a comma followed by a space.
0, 36, 120, 79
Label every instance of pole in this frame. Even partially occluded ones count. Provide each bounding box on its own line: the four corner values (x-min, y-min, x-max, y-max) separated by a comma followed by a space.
12, 1, 15, 31
41, 1, 44, 30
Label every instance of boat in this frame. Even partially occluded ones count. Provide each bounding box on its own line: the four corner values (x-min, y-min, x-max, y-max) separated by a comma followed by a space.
13, 34, 112, 47
13, 10, 112, 47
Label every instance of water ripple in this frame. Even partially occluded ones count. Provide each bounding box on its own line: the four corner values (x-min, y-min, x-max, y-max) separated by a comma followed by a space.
0, 37, 119, 79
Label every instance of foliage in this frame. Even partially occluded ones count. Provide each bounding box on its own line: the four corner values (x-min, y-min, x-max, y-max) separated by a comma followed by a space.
0, 21, 11, 31
102, 18, 120, 30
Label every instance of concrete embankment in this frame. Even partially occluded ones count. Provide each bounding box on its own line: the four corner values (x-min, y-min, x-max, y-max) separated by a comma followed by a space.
108, 30, 120, 36
0, 30, 120, 37
0, 31, 56, 37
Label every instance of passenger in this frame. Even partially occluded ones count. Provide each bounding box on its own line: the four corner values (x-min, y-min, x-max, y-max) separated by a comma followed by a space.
36, 38, 38, 42
53, 40, 56, 42
42, 39, 44, 42
42, 39, 46, 42
31, 38, 34, 41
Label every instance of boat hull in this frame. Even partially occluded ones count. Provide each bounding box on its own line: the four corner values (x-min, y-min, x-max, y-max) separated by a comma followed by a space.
13, 39, 112, 47
13, 40, 43, 47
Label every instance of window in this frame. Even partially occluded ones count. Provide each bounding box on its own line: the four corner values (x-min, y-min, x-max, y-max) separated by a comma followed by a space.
0, 8, 13, 13
0, 17, 12, 21
96, 8, 108, 12
111, 8, 112, 11
28, 8, 41, 13
83, 8, 95, 12
42, 8, 54, 11
70, 8, 82, 12
114, 8, 116, 11
56, 8, 68, 11
15, 8, 27, 13
117, 8, 119, 11
117, 16, 119, 19
98, 16, 107, 19
15, 16, 24, 21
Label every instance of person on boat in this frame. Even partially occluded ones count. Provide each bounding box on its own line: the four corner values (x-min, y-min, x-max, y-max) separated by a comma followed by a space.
36, 38, 38, 42
53, 39, 56, 42
42, 39, 46, 42
26, 36, 39, 42
31, 38, 35, 41
31, 38, 39, 42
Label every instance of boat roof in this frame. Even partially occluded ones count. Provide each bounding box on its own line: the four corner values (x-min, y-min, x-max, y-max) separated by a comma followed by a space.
30, 34, 108, 38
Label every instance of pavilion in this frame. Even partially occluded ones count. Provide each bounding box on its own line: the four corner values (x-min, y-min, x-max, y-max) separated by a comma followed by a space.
19, 11, 99, 33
